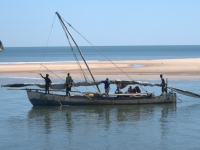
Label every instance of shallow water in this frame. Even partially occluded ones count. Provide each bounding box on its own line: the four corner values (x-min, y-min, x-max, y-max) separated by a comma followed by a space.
1, 78, 200, 150
1, 45, 200, 149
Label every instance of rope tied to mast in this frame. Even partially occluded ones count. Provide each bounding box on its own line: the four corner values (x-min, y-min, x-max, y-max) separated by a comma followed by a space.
61, 17, 148, 93
56, 12, 101, 93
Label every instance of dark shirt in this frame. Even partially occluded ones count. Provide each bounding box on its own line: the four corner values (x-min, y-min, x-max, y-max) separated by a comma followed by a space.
103, 80, 110, 89
66, 76, 72, 83
135, 86, 141, 93
132, 88, 136, 93
161, 78, 165, 86
45, 77, 51, 85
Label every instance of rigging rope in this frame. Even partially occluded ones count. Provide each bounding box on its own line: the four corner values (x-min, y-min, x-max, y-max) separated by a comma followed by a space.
61, 18, 148, 92
34, 15, 87, 86
62, 18, 133, 78
58, 19, 89, 82
35, 14, 57, 83
58, 17, 96, 91
35, 14, 97, 96
37, 14, 149, 94
40, 64, 64, 81
40, 64, 91, 98
57, 14, 101, 92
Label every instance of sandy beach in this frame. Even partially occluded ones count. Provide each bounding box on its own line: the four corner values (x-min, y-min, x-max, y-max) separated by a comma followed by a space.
1, 58, 200, 79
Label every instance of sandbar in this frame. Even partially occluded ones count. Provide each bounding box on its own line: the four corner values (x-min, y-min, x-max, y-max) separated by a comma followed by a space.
1, 58, 200, 79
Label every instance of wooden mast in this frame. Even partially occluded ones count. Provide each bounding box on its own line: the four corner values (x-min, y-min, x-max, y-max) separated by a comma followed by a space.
55, 12, 101, 93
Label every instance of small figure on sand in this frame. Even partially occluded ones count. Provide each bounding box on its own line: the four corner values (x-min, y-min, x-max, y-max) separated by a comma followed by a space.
40, 73, 52, 94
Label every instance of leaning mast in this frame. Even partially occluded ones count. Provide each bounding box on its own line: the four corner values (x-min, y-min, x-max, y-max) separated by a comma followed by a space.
55, 12, 101, 93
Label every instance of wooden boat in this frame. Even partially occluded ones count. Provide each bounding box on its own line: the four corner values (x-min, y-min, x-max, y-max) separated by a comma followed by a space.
26, 89, 176, 106
3, 12, 200, 106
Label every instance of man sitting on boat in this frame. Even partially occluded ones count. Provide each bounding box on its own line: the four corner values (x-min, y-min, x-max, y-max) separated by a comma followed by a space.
125, 85, 141, 94
115, 87, 123, 97
135, 86, 141, 93
115, 87, 123, 94
125, 85, 134, 93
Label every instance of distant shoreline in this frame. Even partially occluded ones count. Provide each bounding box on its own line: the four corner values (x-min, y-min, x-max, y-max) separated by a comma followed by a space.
3, 45, 200, 48
1, 58, 200, 79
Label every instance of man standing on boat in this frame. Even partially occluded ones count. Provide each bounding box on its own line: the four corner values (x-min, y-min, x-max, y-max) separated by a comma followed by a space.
160, 74, 166, 95
102, 78, 110, 97
66, 73, 73, 96
40, 73, 52, 94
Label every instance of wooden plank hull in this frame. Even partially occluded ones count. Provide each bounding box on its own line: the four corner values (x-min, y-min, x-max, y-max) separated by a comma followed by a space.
27, 90, 176, 106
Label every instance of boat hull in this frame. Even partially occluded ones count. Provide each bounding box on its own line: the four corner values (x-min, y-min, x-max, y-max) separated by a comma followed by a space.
27, 90, 176, 106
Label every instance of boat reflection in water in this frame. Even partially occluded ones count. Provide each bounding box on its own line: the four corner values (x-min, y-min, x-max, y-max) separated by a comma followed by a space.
27, 104, 176, 133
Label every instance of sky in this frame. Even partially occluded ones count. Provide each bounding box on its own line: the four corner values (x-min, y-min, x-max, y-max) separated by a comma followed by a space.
0, 0, 200, 47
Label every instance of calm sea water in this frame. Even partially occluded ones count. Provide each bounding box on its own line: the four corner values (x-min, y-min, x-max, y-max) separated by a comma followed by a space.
0, 45, 200, 64
1, 46, 200, 150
